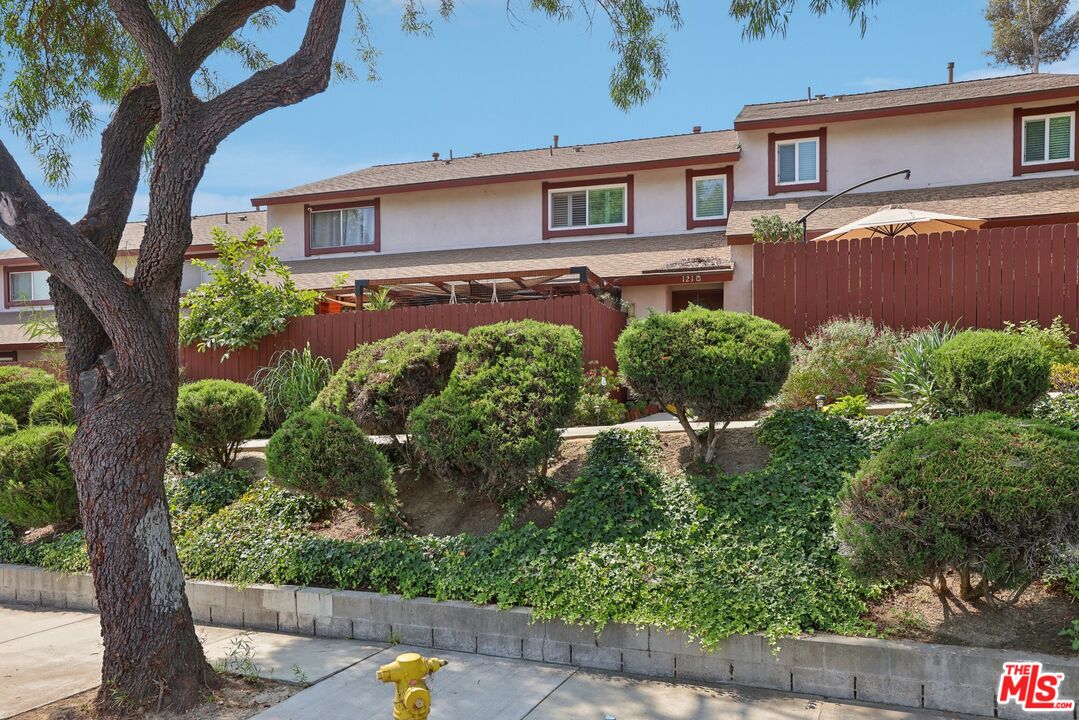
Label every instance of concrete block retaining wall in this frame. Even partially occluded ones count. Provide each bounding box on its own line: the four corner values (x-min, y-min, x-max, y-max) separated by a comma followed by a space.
3, 564, 1077, 718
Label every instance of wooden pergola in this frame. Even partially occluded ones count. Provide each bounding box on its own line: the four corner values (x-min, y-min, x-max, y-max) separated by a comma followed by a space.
322, 266, 616, 310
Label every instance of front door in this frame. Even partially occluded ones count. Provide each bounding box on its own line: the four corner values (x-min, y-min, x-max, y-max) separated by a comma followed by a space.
671, 288, 724, 312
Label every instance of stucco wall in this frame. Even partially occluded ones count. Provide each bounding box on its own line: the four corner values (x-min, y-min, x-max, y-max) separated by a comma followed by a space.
724, 244, 755, 313
266, 165, 729, 261
734, 97, 1079, 201
621, 285, 670, 317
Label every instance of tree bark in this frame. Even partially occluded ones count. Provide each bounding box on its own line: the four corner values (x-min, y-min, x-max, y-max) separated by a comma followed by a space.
72, 335, 214, 712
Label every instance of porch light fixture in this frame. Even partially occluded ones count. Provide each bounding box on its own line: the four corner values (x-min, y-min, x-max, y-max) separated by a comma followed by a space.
796, 168, 911, 242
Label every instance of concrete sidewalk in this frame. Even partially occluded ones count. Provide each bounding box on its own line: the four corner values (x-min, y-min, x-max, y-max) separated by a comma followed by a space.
0, 604, 976, 719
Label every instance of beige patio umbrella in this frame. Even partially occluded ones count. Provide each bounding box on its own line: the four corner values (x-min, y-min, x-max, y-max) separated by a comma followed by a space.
814, 205, 985, 241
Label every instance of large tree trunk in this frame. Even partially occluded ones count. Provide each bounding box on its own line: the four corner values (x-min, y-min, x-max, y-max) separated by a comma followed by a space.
70, 309, 214, 712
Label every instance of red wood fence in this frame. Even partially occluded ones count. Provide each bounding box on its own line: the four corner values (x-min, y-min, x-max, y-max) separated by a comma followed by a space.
180, 293, 627, 382
752, 223, 1079, 341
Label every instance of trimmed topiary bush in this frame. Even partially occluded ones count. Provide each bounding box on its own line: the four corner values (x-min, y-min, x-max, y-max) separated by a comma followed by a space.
616, 307, 790, 463
314, 329, 464, 437
408, 320, 582, 498
931, 330, 1050, 415
0, 366, 60, 424
267, 409, 394, 511
777, 316, 900, 409
29, 385, 74, 426
0, 425, 78, 528
836, 414, 1079, 603
0, 412, 17, 437
175, 380, 265, 467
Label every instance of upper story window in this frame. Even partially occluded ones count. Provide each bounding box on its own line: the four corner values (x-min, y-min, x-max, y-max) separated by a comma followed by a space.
542, 176, 634, 239
768, 128, 827, 195
685, 167, 733, 229
8, 269, 50, 305
1014, 104, 1079, 176
305, 200, 380, 256
550, 184, 626, 229
1023, 112, 1073, 164
776, 138, 818, 184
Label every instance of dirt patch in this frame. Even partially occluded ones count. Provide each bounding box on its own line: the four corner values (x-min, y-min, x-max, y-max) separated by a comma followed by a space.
14, 676, 297, 720
865, 572, 1078, 656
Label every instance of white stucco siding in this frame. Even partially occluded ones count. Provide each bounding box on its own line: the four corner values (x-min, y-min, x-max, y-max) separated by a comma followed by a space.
734, 97, 1079, 201
621, 285, 671, 317
266, 164, 730, 261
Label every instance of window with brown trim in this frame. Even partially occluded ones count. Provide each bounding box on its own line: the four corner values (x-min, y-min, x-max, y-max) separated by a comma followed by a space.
5, 268, 50, 307
767, 128, 827, 195
685, 167, 733, 229
304, 199, 380, 256
541, 176, 634, 239
1013, 103, 1079, 176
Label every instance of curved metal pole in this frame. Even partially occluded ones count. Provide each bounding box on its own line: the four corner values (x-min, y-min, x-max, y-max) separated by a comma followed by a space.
798, 168, 912, 242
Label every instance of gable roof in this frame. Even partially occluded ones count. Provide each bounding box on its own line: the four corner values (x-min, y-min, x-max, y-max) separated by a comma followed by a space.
734, 73, 1079, 130
252, 131, 740, 205
0, 210, 265, 265
725, 174, 1079, 238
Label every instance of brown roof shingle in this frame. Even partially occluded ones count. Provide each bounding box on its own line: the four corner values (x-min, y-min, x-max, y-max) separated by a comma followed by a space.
253, 131, 740, 203
725, 175, 1079, 237
285, 233, 732, 290
735, 73, 1079, 128
0, 210, 265, 263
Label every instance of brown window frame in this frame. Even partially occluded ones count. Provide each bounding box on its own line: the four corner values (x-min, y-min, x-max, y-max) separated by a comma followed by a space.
768, 128, 827, 196
4, 265, 51, 308
541, 175, 634, 240
304, 199, 381, 257
685, 167, 734, 229
1012, 102, 1079, 176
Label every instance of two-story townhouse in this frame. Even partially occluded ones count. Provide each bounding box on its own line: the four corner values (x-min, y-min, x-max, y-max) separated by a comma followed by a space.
252, 72, 1079, 323
251, 131, 743, 318
0, 211, 264, 362
723, 73, 1079, 288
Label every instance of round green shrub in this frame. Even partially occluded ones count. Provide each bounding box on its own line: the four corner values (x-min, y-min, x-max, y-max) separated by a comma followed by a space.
931, 330, 1050, 414
616, 307, 790, 462
0, 425, 78, 528
776, 316, 900, 408
174, 380, 265, 468
0, 412, 17, 437
29, 385, 74, 426
836, 414, 1079, 596
408, 320, 582, 498
266, 409, 393, 507
0, 366, 60, 424
314, 329, 463, 435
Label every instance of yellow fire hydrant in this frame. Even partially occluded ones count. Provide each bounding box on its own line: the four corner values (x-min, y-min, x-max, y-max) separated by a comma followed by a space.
376, 652, 448, 720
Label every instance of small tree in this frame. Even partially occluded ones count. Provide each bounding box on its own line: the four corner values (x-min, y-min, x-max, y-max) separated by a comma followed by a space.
751, 214, 803, 243
616, 308, 791, 464
174, 380, 265, 468
180, 227, 319, 358
836, 414, 1079, 605
985, 0, 1079, 72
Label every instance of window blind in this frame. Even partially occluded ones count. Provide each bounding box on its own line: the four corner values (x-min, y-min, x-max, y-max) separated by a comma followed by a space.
1025, 119, 1047, 163
694, 177, 726, 218
551, 191, 587, 227
797, 140, 817, 182
777, 144, 796, 183
1049, 115, 1072, 160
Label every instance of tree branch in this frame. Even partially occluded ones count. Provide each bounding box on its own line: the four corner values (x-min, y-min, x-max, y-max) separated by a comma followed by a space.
107, 0, 188, 119
0, 140, 155, 358
199, 0, 346, 148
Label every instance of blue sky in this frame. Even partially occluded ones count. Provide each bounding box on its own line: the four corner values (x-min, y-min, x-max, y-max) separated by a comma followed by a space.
3, 0, 1078, 233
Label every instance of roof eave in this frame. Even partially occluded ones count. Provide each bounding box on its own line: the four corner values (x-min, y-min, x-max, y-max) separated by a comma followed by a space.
251, 151, 742, 207
733, 85, 1079, 131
